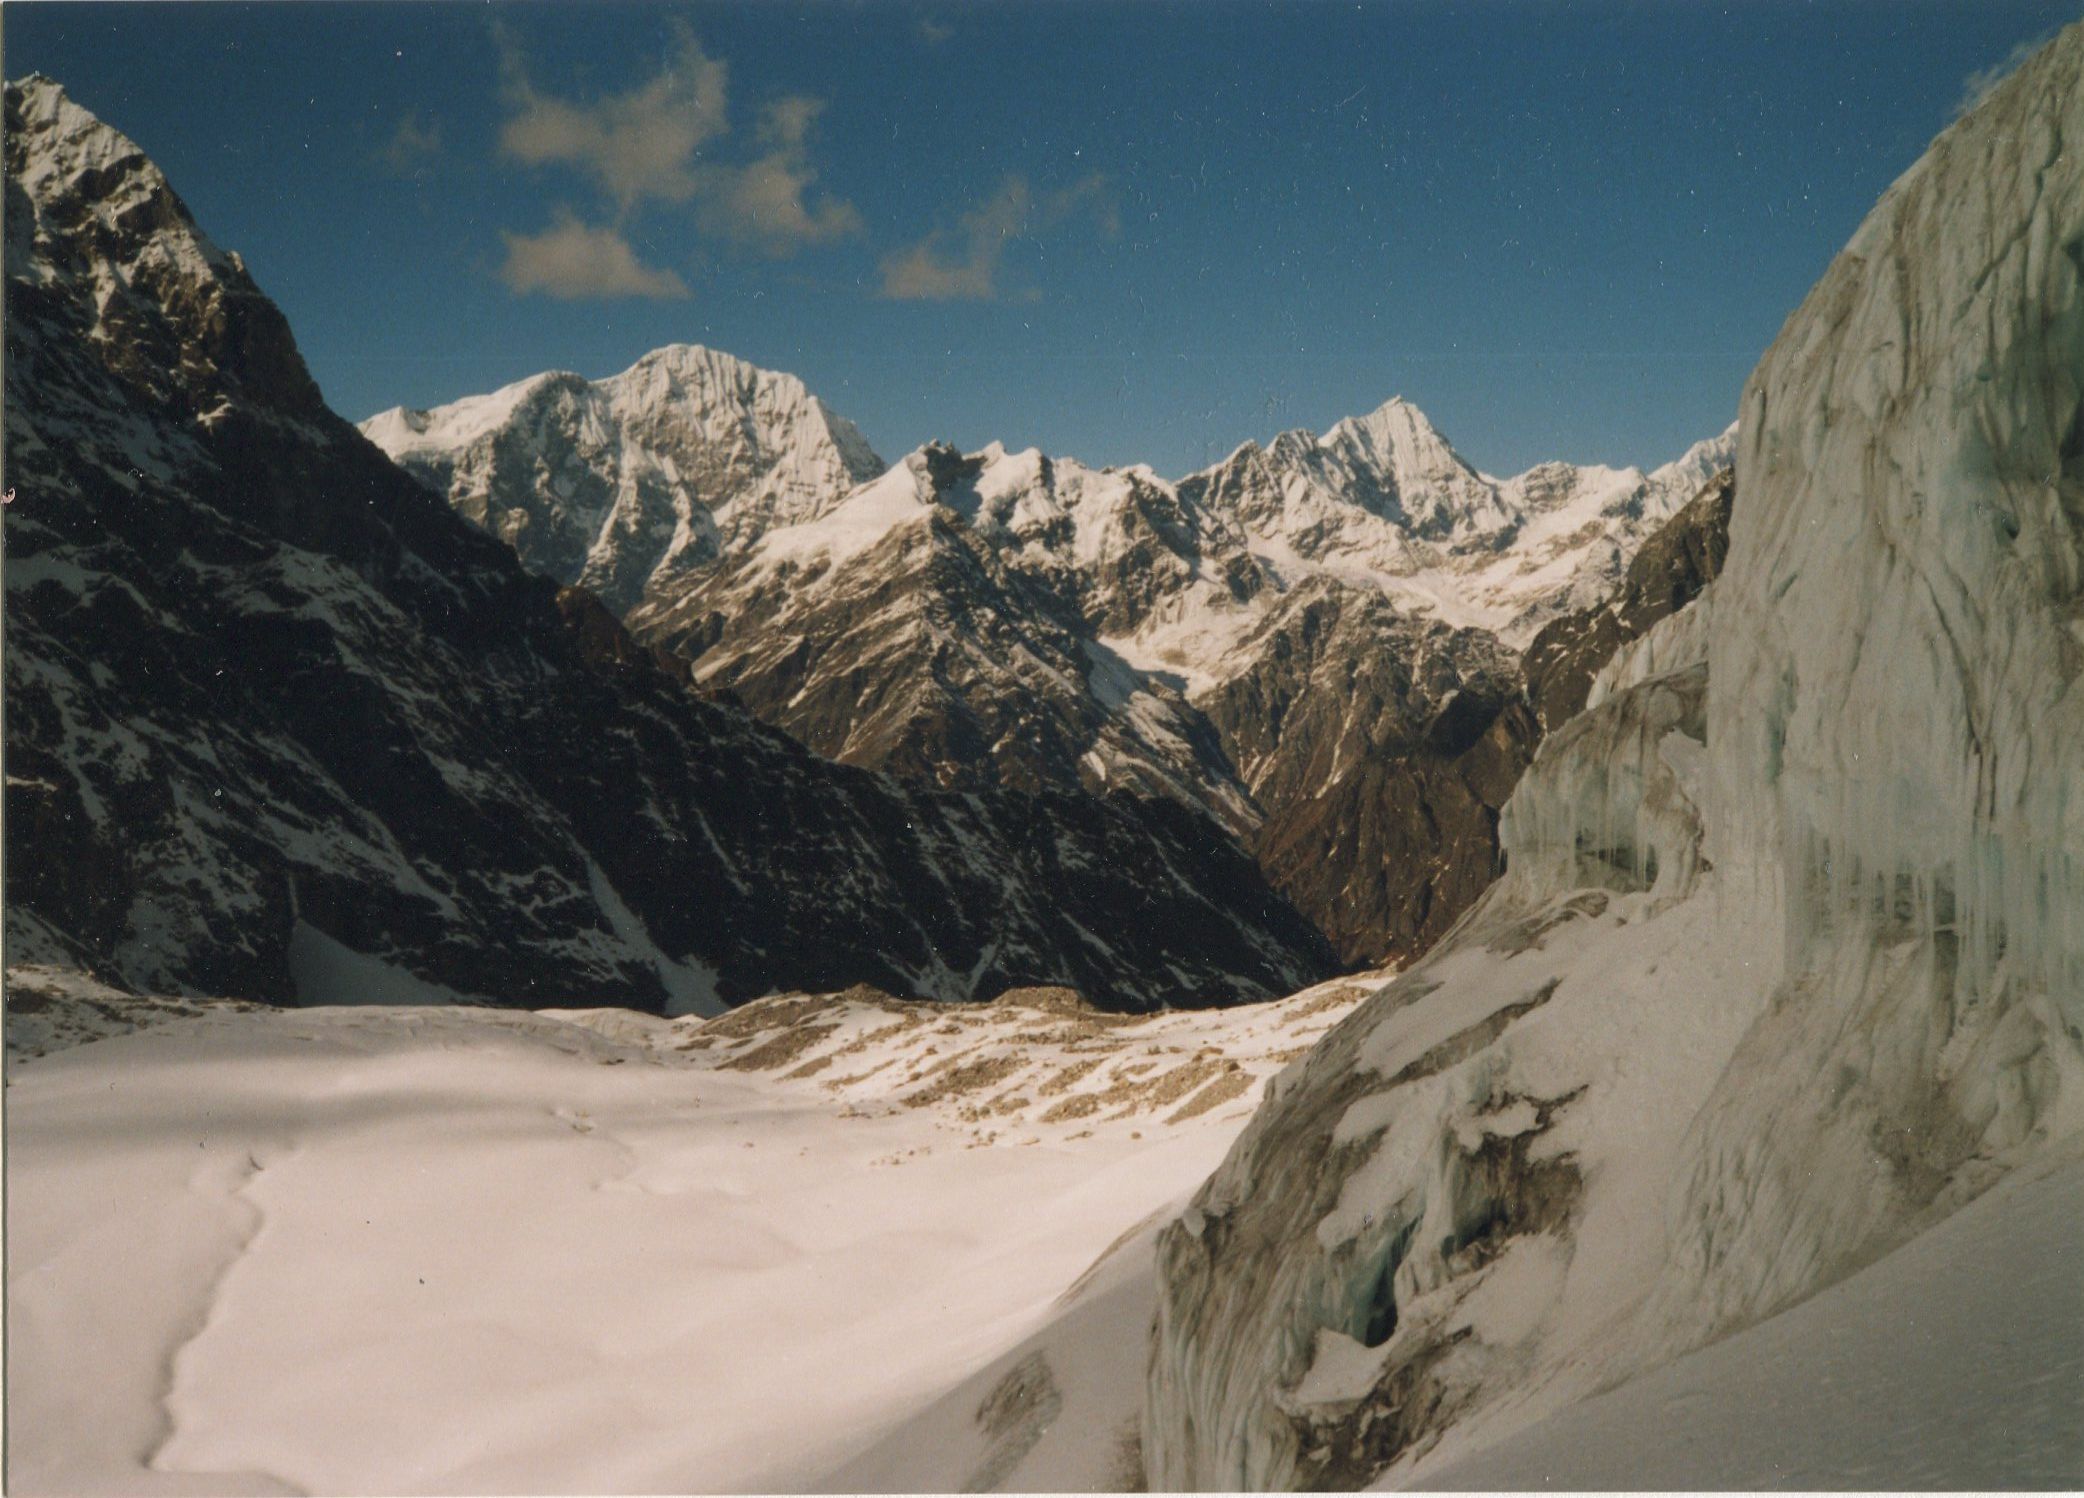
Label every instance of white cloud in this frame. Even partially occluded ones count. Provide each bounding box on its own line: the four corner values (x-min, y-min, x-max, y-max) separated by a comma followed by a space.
1955, 33, 2052, 118
880, 173, 1115, 302
918, 17, 955, 45
497, 21, 729, 211
495, 27, 861, 260
692, 96, 863, 255
879, 240, 997, 301
497, 214, 690, 300
380, 110, 442, 173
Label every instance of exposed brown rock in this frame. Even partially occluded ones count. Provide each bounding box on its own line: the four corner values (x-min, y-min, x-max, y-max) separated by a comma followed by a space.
1523, 468, 1734, 733
1202, 584, 1542, 968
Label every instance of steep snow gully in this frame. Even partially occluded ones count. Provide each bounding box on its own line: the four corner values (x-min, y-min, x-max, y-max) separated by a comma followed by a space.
1144, 23, 2084, 1490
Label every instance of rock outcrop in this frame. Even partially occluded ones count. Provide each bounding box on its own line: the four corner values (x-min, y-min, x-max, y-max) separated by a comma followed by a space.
1522, 466, 1733, 732
1199, 583, 1538, 965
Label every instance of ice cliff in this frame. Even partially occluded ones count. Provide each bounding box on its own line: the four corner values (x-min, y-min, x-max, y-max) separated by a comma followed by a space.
1144, 24, 2084, 1488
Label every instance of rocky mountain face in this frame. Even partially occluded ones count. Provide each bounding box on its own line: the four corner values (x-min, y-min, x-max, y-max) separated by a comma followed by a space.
1144, 24, 2084, 1487
1198, 583, 1539, 964
2, 75, 1336, 1014
632, 442, 1263, 827
371, 348, 1731, 970
1522, 466, 1734, 732
362, 346, 883, 616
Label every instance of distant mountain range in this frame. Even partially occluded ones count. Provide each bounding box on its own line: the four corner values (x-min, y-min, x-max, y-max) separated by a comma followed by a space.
4, 65, 1736, 1012
2, 74, 1334, 1013
369, 348, 1733, 964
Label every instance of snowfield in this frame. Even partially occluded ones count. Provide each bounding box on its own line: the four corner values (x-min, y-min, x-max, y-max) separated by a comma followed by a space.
12, 963, 2079, 1494
3, 971, 1371, 1494
1406, 1145, 2084, 1490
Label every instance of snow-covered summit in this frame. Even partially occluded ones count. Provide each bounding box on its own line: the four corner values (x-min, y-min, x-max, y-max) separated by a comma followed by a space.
361, 342, 885, 614
1173, 404, 1734, 647
1649, 419, 1740, 489
599, 341, 884, 500
359, 368, 588, 453
1313, 395, 1516, 537
9, 74, 200, 240
9, 74, 225, 274
1187, 397, 1505, 553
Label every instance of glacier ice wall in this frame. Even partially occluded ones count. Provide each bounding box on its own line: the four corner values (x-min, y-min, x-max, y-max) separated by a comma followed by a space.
1496, 659, 1708, 902
1648, 14, 2084, 1346
1712, 35, 2084, 1016
1145, 26, 2084, 1490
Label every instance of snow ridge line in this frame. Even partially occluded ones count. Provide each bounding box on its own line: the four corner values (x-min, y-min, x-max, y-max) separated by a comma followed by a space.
142, 1147, 308, 1494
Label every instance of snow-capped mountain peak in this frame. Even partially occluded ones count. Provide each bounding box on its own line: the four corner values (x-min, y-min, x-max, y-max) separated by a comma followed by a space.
11, 75, 166, 216
1649, 419, 1740, 491
360, 342, 885, 613
597, 341, 883, 490
1184, 397, 1513, 548
8, 73, 329, 430
360, 368, 593, 453
1304, 398, 1503, 539
10, 75, 222, 272
1317, 395, 1496, 520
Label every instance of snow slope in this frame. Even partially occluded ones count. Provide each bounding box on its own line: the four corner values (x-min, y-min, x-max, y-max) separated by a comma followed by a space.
3, 965, 267, 1064
816, 1205, 1168, 1493
1406, 1148, 2084, 1490
362, 345, 884, 614
4, 974, 1370, 1495
1143, 23, 2084, 1489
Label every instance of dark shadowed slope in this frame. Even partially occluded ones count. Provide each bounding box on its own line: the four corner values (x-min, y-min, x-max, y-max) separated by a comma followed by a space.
2, 76, 1333, 1013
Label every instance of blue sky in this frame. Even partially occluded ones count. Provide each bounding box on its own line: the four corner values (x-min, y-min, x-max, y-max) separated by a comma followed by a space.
10, 1, 2078, 476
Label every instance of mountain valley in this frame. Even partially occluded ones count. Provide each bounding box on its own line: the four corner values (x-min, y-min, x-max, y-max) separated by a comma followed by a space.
370, 346, 1736, 966
2, 75, 1332, 1016
6, 15, 2082, 1495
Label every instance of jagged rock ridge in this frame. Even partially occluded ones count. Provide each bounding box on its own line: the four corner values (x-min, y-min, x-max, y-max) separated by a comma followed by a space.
371, 351, 1731, 969
2, 75, 1335, 1014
